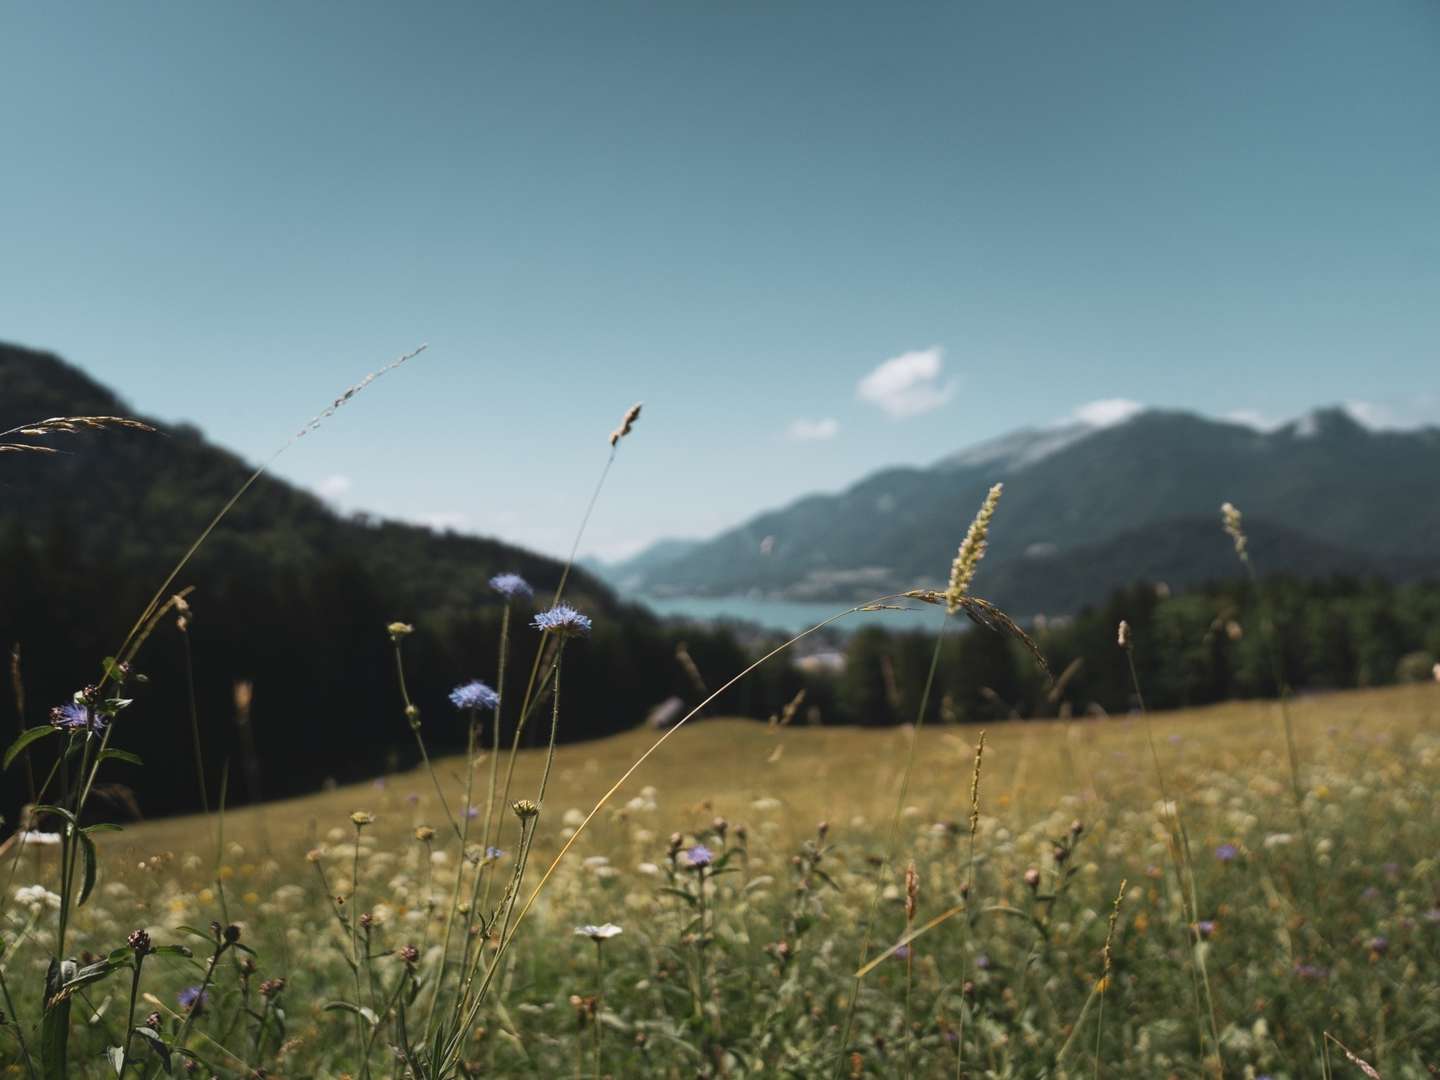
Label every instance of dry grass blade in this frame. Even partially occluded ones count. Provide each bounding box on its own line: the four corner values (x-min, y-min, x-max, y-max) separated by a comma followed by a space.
956, 595, 1052, 680
1324, 1033, 1382, 1078
296, 345, 427, 438
0, 414, 156, 453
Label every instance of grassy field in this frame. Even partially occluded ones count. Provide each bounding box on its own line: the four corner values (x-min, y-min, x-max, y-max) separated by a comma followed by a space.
6, 681, 1438, 1076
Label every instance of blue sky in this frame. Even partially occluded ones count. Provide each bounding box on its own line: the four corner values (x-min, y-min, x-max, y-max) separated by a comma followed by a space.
3, 2, 1437, 558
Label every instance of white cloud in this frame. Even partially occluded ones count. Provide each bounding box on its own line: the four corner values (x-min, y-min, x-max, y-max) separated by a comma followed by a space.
856, 346, 956, 418
1343, 400, 1397, 429
1070, 398, 1144, 428
419, 511, 470, 533
1222, 409, 1282, 432
786, 417, 840, 442
316, 473, 353, 500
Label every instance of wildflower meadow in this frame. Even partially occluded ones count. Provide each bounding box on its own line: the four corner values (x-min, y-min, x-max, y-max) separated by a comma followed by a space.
2, 380, 1438, 1080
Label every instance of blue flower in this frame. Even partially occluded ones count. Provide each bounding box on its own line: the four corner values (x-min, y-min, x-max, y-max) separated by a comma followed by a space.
449, 681, 499, 711
486, 846, 506, 860
489, 573, 534, 600
178, 985, 208, 1012
531, 604, 592, 638
892, 944, 912, 959
1214, 843, 1238, 863
685, 844, 713, 869
49, 701, 106, 735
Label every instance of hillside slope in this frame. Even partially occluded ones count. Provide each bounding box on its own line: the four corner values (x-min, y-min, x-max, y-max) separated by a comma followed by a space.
0, 342, 739, 822
618, 408, 1440, 610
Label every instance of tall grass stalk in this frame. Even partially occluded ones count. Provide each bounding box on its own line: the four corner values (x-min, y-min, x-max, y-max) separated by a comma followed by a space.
835, 607, 949, 1076
956, 729, 985, 1077
390, 630, 461, 843
1093, 878, 1126, 1077
1122, 624, 1223, 1075
177, 602, 207, 814
98, 346, 426, 699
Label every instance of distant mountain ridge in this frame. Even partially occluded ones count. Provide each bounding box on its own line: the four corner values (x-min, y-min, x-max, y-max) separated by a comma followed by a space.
598, 407, 1440, 613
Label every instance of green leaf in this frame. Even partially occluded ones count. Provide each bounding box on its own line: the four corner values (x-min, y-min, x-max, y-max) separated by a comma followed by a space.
83, 823, 124, 834
51, 955, 130, 1006
131, 1026, 172, 1071
150, 944, 194, 959
41, 958, 74, 1080
4, 726, 56, 769
30, 804, 77, 826
174, 925, 217, 944
78, 830, 98, 907
96, 748, 143, 768
324, 1000, 379, 1025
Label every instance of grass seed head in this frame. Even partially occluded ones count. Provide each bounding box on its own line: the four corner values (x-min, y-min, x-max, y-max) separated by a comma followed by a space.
946, 483, 1003, 612
609, 402, 643, 447
1220, 501, 1248, 561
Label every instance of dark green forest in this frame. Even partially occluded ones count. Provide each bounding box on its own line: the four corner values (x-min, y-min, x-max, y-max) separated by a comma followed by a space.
832, 576, 1440, 729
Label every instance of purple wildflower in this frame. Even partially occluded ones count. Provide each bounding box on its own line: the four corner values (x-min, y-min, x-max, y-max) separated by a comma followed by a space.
974, 952, 991, 970
1196, 920, 1217, 939
1293, 962, 1328, 981
449, 680, 499, 711
1214, 843, 1238, 863
490, 572, 534, 600
531, 604, 592, 638
177, 985, 208, 1013
465, 805, 481, 820
486, 846, 505, 860
49, 701, 106, 735
892, 944, 912, 960
685, 844, 713, 869
1367, 936, 1389, 955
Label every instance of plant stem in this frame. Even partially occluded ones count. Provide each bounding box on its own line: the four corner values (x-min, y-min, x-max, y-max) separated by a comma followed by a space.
593, 940, 605, 1080
0, 967, 37, 1080
392, 639, 461, 841
120, 953, 144, 1068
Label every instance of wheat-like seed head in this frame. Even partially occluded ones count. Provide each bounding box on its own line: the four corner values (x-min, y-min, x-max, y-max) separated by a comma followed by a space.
296, 345, 427, 439
1102, 878, 1127, 979
946, 483, 1003, 612
0, 415, 156, 453
1220, 501, 1248, 561
968, 730, 986, 839
608, 401, 642, 447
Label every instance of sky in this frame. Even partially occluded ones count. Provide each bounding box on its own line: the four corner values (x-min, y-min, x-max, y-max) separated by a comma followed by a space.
3, 2, 1438, 559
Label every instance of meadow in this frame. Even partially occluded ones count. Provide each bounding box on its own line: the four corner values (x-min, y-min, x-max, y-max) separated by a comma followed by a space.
5, 681, 1438, 1077
4, 400, 1439, 1079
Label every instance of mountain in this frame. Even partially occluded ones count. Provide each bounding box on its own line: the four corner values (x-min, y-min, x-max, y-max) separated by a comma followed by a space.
618, 408, 1440, 612
0, 341, 751, 822
585, 538, 705, 591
